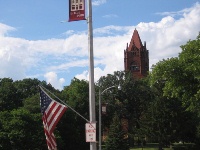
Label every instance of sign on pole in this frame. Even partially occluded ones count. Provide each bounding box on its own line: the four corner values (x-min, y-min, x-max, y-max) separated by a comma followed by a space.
69, 0, 86, 21
85, 123, 96, 142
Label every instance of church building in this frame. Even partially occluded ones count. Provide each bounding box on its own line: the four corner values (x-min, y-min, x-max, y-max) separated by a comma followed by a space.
124, 29, 149, 78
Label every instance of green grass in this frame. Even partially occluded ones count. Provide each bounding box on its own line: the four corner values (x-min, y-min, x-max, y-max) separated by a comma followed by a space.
129, 143, 171, 150
102, 143, 197, 150
130, 148, 171, 150
129, 143, 197, 150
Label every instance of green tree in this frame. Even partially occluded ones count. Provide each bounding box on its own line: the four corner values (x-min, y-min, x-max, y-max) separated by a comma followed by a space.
149, 33, 200, 147
147, 81, 199, 150
104, 113, 129, 150
0, 78, 22, 111
14, 78, 41, 100
23, 94, 41, 113
97, 71, 153, 147
120, 73, 153, 143
0, 108, 46, 150
97, 71, 123, 132
58, 78, 90, 150
150, 34, 200, 111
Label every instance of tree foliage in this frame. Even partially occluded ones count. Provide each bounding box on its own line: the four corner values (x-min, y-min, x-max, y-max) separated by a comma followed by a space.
58, 78, 90, 150
0, 78, 22, 111
97, 71, 153, 147
149, 33, 200, 147
0, 33, 200, 149
0, 108, 46, 150
150, 34, 200, 111
104, 113, 129, 150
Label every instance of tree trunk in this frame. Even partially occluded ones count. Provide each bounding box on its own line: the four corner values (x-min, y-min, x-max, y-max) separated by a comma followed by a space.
158, 141, 163, 150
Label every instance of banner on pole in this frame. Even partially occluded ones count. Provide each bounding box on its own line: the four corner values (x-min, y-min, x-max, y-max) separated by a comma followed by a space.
69, 0, 86, 21
85, 123, 96, 142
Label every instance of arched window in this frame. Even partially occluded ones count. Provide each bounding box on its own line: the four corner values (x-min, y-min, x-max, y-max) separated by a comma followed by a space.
130, 61, 140, 71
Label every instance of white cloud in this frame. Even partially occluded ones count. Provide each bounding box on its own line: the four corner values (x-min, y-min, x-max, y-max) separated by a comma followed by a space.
27, 33, 88, 56
75, 70, 89, 81
102, 14, 118, 18
48, 59, 88, 71
136, 2, 200, 68
92, 0, 107, 6
156, 3, 197, 17
76, 2, 200, 81
0, 47, 26, 80
44, 72, 65, 90
0, 2, 199, 89
63, 30, 75, 36
0, 23, 15, 36
94, 25, 131, 35
0, 31, 89, 81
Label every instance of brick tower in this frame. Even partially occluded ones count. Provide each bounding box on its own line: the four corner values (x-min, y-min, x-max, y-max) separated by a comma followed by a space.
124, 29, 149, 78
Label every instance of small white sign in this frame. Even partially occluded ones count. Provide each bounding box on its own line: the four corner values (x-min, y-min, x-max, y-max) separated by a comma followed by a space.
85, 123, 96, 142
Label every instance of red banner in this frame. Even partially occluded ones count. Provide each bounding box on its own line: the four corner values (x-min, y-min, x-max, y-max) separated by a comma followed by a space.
69, 0, 86, 21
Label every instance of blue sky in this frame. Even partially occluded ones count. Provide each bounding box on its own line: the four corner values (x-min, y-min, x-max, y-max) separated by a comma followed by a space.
0, 0, 200, 90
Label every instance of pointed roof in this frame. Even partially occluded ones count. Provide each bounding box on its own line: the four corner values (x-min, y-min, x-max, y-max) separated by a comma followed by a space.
128, 29, 143, 51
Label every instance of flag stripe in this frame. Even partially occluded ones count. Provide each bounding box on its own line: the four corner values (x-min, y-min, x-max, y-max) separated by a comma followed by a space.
49, 105, 66, 132
48, 103, 60, 124
47, 102, 59, 131
39, 87, 67, 150
43, 116, 57, 149
46, 102, 56, 117
44, 127, 56, 149
49, 104, 67, 133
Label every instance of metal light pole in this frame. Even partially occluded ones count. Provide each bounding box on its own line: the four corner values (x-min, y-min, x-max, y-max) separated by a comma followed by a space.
87, 0, 96, 150
99, 86, 116, 150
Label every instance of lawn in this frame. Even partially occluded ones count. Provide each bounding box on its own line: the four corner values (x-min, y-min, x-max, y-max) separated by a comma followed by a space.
102, 143, 197, 150
130, 148, 171, 150
130, 147, 171, 150
129, 143, 171, 150
129, 143, 196, 150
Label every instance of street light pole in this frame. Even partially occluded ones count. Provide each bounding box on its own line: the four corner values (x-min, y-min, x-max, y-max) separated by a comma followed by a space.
99, 89, 102, 150
87, 0, 96, 150
99, 85, 116, 150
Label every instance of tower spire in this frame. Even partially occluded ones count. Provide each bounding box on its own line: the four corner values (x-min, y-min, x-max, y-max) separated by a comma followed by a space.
124, 29, 149, 78
128, 28, 143, 51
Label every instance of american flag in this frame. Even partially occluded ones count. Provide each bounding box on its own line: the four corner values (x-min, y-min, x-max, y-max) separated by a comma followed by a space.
39, 87, 67, 150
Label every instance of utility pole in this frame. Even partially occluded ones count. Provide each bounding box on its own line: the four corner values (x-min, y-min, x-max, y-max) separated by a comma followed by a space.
87, 0, 96, 150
